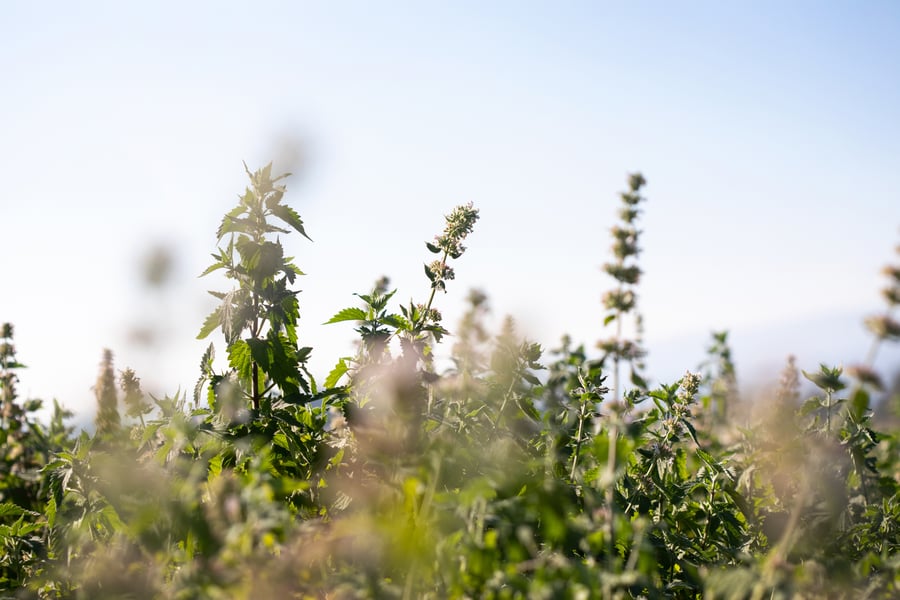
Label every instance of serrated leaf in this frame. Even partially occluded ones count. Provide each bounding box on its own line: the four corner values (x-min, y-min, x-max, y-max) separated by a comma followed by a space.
325, 307, 367, 324
217, 216, 256, 239
325, 357, 352, 388
264, 188, 285, 209
193, 375, 207, 407
695, 448, 718, 471
46, 496, 57, 528
246, 338, 271, 373
228, 340, 253, 381
270, 204, 312, 240
371, 289, 396, 311
296, 346, 312, 363
197, 308, 221, 340
0, 503, 25, 519
200, 262, 225, 277
425, 241, 441, 254
382, 314, 410, 329
208, 453, 225, 478
226, 204, 245, 219
255, 240, 284, 281
235, 237, 262, 271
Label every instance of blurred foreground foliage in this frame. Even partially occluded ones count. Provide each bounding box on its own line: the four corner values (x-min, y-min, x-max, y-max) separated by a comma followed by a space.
2, 165, 900, 599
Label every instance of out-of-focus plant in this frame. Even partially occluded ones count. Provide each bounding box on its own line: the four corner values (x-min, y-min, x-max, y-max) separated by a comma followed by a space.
698, 331, 738, 429
92, 349, 120, 437
0, 324, 73, 591
598, 173, 649, 401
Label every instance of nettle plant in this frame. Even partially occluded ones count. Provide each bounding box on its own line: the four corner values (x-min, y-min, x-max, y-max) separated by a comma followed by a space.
325, 202, 480, 377
196, 162, 315, 413
4, 165, 900, 599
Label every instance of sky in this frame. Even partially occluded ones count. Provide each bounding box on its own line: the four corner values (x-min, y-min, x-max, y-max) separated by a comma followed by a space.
2, 1, 899, 420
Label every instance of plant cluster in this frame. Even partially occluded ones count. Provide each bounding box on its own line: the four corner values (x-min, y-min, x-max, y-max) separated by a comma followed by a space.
1, 165, 899, 599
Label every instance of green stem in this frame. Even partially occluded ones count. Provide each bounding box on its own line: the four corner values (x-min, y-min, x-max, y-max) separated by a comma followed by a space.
613, 302, 622, 404
493, 372, 520, 431
606, 420, 617, 567
251, 362, 260, 411
420, 249, 450, 329
251, 295, 261, 412
570, 399, 588, 480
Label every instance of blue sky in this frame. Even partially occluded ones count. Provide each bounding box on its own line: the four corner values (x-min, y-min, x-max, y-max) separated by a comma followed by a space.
2, 2, 899, 417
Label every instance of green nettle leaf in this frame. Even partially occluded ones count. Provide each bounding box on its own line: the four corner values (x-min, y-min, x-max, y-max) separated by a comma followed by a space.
381, 314, 410, 329
236, 236, 262, 271
296, 346, 313, 363
325, 307, 367, 324
256, 241, 285, 281
197, 308, 222, 340
208, 454, 225, 478
218, 216, 256, 238
228, 340, 253, 381
0, 502, 26, 519
264, 189, 285, 209
325, 357, 352, 388
45, 496, 57, 528
246, 338, 271, 373
199, 343, 215, 374
200, 261, 226, 277
270, 204, 312, 240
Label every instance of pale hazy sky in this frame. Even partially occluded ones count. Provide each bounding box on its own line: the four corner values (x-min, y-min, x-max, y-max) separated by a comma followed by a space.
3, 2, 899, 418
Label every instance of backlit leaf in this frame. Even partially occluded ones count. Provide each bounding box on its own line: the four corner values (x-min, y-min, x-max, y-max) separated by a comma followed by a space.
325, 307, 366, 324
270, 204, 312, 240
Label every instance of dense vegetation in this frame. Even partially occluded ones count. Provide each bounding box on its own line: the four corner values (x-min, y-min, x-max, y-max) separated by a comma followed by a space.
2, 163, 899, 599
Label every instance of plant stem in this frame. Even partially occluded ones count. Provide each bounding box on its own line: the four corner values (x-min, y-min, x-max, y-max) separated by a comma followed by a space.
613, 304, 622, 403
421, 249, 450, 327
493, 374, 519, 431
606, 420, 617, 568
251, 295, 261, 411
570, 399, 588, 480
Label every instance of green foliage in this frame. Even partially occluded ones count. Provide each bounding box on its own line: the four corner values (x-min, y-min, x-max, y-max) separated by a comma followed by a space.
0, 324, 73, 591
2, 167, 900, 599
197, 162, 313, 411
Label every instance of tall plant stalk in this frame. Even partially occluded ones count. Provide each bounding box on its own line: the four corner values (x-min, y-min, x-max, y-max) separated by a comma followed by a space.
598, 173, 648, 403
197, 162, 313, 413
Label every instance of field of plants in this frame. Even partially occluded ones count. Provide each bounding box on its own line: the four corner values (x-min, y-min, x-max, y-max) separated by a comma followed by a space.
2, 163, 900, 599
